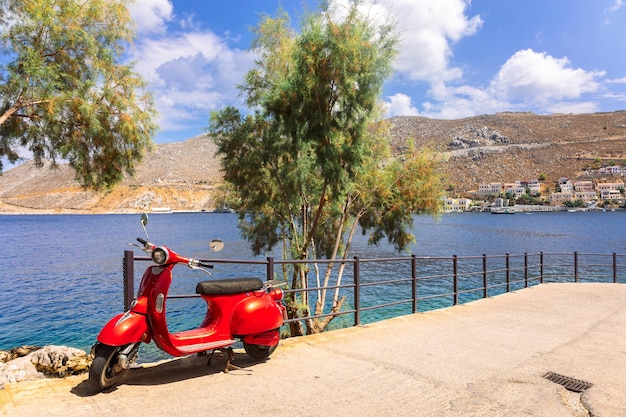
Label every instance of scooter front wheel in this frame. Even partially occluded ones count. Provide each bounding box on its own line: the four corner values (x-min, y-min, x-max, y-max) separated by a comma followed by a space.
243, 341, 278, 360
89, 343, 131, 391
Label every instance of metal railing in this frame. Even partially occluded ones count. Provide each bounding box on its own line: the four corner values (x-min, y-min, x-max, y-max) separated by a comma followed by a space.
122, 251, 625, 328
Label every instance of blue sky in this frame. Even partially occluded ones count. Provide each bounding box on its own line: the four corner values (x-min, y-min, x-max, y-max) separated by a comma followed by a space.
124, 0, 625, 143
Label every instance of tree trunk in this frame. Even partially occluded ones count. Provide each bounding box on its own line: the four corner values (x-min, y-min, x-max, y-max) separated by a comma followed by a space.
286, 300, 305, 336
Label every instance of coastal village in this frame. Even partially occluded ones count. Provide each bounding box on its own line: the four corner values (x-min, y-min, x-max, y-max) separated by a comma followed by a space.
444, 164, 626, 213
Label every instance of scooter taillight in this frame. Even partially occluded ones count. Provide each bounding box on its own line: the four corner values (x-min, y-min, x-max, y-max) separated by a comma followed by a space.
268, 287, 284, 301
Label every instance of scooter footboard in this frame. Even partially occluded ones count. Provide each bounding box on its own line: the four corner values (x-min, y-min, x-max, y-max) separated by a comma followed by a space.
97, 311, 149, 346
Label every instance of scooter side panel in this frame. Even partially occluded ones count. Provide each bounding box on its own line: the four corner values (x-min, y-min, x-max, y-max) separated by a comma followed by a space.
97, 311, 149, 346
230, 296, 284, 336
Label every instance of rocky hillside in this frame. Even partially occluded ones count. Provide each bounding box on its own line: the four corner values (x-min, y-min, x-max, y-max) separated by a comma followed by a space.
0, 135, 222, 214
1, 111, 626, 213
389, 111, 626, 193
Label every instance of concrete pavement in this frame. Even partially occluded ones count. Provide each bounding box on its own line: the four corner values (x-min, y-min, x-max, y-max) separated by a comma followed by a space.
1, 283, 625, 417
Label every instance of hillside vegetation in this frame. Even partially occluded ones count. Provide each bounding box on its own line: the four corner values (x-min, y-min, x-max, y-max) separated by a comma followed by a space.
1, 111, 625, 214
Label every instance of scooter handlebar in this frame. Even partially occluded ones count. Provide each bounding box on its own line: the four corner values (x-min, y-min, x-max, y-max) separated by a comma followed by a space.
137, 237, 148, 245
189, 259, 214, 269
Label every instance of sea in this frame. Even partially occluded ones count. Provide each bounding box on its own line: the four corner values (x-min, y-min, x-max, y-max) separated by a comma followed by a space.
1, 211, 625, 362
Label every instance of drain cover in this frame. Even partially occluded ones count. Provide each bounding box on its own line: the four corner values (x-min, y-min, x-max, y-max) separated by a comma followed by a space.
544, 372, 593, 393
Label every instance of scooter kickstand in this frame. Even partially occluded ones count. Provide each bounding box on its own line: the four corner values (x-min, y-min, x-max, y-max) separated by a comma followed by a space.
207, 347, 243, 373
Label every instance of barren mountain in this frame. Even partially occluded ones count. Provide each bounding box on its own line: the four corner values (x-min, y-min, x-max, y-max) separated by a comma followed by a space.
0, 135, 222, 214
390, 111, 626, 193
1, 111, 626, 214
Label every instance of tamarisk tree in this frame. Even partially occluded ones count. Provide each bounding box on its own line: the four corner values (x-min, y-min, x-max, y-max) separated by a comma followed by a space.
209, 2, 444, 336
0, 0, 157, 188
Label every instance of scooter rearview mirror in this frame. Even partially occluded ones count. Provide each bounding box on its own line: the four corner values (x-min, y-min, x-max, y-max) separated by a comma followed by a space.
209, 239, 224, 252
140, 213, 150, 241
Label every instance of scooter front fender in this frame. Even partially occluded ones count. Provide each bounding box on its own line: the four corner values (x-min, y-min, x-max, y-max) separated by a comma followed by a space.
97, 311, 149, 346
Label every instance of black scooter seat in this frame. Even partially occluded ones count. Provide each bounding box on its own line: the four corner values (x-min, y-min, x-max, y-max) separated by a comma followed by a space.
195, 278, 264, 295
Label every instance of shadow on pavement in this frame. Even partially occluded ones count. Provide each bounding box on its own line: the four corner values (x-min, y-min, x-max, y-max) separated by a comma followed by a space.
70, 351, 262, 397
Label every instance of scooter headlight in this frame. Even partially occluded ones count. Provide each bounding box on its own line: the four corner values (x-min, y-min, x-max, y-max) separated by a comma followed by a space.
151, 247, 169, 265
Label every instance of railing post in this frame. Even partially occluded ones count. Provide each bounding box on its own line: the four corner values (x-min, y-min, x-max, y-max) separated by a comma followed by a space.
540, 252, 544, 284
354, 256, 361, 326
123, 250, 135, 311
453, 255, 458, 305
505, 253, 510, 292
266, 256, 274, 282
524, 252, 528, 288
574, 251, 579, 283
613, 253, 617, 283
411, 255, 417, 313
482, 254, 488, 299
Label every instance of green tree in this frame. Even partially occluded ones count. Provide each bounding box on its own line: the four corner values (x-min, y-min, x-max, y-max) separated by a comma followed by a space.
592, 157, 602, 169
564, 199, 584, 208
0, 0, 157, 188
209, 3, 443, 335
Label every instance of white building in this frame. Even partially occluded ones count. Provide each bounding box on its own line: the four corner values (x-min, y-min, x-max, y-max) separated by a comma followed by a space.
600, 189, 622, 200
596, 181, 624, 192
444, 197, 471, 212
574, 181, 594, 191
560, 181, 573, 192
575, 191, 597, 202
550, 191, 573, 205
478, 182, 502, 195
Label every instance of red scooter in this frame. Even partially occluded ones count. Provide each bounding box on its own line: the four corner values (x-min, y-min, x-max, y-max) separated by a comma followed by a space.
89, 214, 287, 391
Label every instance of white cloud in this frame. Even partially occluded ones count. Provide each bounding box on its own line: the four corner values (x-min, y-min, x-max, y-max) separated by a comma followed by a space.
385, 48, 608, 119
136, 36, 253, 134
328, 0, 390, 27
132, 32, 226, 84
329, 0, 481, 83
489, 49, 605, 104
545, 101, 599, 114
128, 5, 254, 137
604, 0, 623, 24
379, 0, 482, 83
128, 0, 174, 35
374, 3, 617, 120
609, 0, 623, 12
433, 84, 505, 118
384, 93, 420, 117
607, 76, 626, 84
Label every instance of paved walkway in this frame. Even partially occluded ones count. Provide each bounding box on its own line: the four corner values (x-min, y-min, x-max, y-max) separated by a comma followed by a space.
2, 283, 625, 417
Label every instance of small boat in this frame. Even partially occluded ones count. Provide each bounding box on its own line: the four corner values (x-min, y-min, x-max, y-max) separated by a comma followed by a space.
491, 208, 515, 214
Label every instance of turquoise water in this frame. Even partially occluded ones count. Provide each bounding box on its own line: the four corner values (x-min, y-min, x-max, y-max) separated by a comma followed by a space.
1, 211, 624, 362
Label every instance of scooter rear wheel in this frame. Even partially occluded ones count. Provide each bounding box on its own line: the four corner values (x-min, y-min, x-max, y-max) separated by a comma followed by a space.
243, 341, 278, 360
89, 343, 130, 391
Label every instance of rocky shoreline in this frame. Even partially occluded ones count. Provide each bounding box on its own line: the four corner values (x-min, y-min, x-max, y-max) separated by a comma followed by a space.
0, 345, 91, 389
